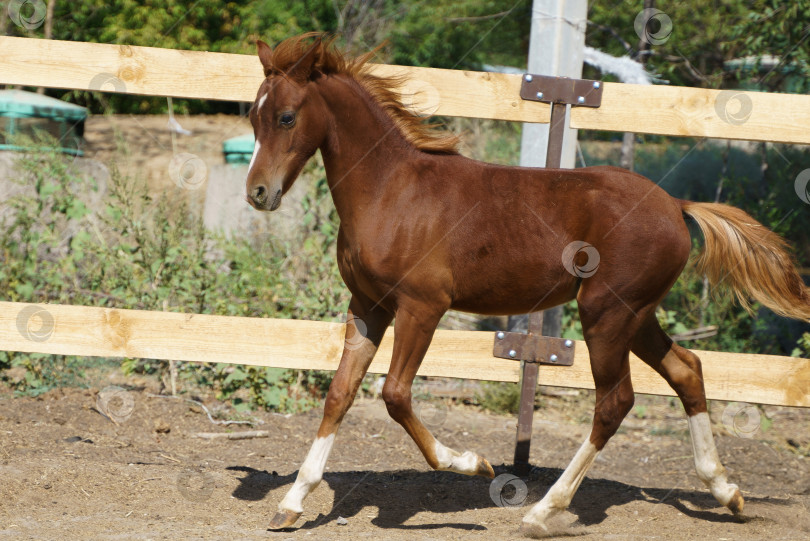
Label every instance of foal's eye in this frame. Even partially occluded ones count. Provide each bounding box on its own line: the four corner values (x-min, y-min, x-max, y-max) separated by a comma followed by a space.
279, 112, 296, 128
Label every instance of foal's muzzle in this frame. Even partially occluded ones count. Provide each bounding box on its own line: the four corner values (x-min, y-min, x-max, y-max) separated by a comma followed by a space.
249, 185, 282, 211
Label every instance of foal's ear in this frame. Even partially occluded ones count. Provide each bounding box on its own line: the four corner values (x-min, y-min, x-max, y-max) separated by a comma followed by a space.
257, 40, 273, 76
286, 38, 321, 84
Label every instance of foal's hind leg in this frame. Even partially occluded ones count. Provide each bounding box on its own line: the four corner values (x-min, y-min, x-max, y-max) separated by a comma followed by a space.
631, 316, 744, 514
268, 297, 393, 530
522, 302, 638, 534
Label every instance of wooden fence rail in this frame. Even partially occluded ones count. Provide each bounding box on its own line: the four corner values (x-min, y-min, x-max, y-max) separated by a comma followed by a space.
1, 302, 808, 408
2, 36, 810, 145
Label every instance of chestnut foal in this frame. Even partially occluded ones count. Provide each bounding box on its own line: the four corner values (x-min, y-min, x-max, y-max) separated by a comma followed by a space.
244, 34, 810, 534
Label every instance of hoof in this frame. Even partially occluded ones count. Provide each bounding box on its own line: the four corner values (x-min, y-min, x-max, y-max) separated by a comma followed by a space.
477, 456, 495, 479
727, 488, 744, 516
268, 509, 302, 530
520, 519, 550, 539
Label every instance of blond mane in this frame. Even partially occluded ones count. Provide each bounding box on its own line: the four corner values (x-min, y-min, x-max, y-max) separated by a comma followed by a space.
266, 33, 460, 155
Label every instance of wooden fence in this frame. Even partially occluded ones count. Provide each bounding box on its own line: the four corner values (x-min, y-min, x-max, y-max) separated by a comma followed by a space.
1, 37, 808, 408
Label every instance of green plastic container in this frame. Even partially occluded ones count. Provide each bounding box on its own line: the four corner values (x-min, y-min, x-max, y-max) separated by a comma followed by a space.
0, 89, 88, 156
223, 133, 256, 164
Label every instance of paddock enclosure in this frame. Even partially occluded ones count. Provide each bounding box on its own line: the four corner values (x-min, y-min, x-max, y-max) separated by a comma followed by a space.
1, 36, 809, 406
0, 36, 809, 539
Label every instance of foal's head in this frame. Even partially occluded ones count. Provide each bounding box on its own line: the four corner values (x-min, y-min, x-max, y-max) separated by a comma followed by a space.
245, 36, 330, 211
245, 33, 460, 211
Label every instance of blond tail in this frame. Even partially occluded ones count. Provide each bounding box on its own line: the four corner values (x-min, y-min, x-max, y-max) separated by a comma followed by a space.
682, 201, 810, 322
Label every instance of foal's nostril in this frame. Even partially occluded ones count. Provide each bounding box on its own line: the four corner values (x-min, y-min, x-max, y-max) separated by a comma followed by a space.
251, 185, 267, 205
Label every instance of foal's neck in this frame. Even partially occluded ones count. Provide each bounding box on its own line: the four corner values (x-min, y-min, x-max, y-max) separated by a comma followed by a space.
316, 74, 413, 222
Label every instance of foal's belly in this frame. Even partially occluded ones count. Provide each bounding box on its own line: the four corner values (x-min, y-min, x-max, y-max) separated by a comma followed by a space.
448, 260, 581, 316
450, 288, 579, 316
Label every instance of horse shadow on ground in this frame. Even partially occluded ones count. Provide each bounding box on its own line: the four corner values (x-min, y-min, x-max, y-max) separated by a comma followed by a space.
225, 464, 786, 532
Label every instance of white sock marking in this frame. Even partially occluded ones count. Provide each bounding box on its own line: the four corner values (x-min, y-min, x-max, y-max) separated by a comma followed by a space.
523, 439, 599, 527
688, 412, 738, 506
279, 433, 335, 514
433, 440, 479, 474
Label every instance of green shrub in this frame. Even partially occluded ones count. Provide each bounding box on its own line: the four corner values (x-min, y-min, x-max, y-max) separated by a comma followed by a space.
475, 381, 522, 415
794, 333, 810, 358
0, 133, 340, 410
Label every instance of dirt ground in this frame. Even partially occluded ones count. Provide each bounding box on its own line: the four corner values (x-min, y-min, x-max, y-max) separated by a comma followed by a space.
81, 113, 253, 195
1, 374, 808, 541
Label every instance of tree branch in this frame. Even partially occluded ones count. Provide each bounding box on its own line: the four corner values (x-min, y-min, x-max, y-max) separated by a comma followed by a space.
446, 10, 513, 23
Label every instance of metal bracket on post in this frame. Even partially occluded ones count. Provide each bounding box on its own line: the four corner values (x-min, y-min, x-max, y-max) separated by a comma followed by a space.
498, 73, 602, 476
494, 330, 576, 366
521, 74, 604, 168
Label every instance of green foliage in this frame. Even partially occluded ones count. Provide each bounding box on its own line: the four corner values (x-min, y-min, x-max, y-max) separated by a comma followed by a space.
663, 248, 763, 353
1, 133, 91, 304
214, 365, 325, 413
561, 301, 584, 340
391, 0, 530, 70
475, 381, 521, 415
1, 351, 118, 396
586, 1, 749, 88
725, 1, 810, 93
585, 0, 810, 95
793, 333, 810, 358
0, 133, 342, 410
656, 308, 689, 338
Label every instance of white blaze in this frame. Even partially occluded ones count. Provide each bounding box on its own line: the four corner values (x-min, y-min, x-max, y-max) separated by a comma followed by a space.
247, 93, 268, 177
247, 140, 261, 176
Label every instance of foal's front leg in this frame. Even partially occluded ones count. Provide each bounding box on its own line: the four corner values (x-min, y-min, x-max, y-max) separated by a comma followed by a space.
382, 304, 495, 478
268, 300, 392, 530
